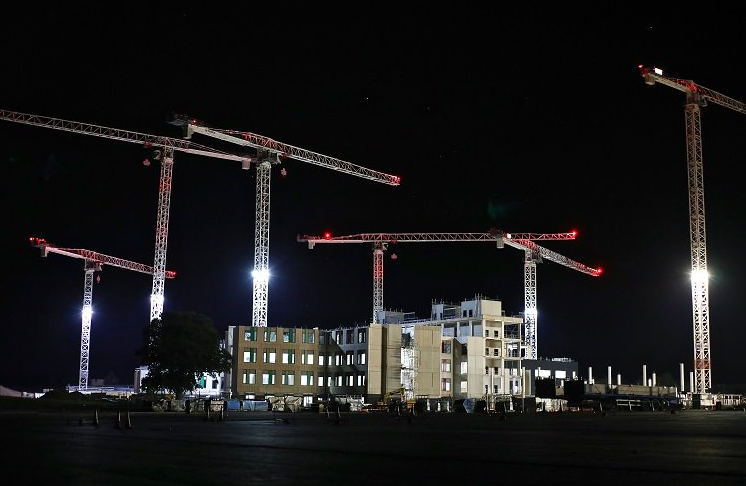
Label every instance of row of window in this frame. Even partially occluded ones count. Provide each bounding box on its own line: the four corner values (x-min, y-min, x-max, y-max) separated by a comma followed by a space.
244, 328, 316, 344
242, 349, 366, 366
243, 328, 370, 345
241, 370, 367, 387
440, 379, 502, 394
320, 328, 367, 345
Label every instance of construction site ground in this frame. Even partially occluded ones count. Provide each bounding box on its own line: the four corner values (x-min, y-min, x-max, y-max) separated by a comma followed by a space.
2, 408, 745, 485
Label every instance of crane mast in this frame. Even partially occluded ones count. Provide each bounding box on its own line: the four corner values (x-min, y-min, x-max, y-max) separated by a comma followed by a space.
298, 231, 600, 359
171, 115, 400, 327
30, 237, 176, 389
640, 66, 746, 393
1, 109, 249, 323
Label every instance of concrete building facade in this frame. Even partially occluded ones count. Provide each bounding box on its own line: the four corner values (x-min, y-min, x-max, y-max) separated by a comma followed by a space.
227, 295, 530, 407
229, 323, 402, 405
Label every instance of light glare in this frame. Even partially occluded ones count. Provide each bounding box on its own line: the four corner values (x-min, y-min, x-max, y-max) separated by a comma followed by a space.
82, 306, 93, 320
691, 269, 709, 283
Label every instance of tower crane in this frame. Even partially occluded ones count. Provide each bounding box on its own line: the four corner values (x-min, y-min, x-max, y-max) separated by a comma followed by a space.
169, 115, 401, 327
639, 66, 746, 393
1, 108, 251, 323
29, 237, 177, 390
297, 230, 601, 359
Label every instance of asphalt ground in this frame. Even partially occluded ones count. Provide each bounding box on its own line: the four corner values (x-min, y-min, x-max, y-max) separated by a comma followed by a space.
2, 408, 745, 485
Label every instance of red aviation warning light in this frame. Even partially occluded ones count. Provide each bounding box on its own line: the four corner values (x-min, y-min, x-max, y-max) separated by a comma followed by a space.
324, 232, 332, 240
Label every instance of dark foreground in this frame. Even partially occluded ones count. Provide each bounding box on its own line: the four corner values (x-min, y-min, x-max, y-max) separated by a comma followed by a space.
2, 408, 745, 485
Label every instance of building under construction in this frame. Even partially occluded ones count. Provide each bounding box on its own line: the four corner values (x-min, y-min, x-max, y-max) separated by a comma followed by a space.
227, 294, 580, 410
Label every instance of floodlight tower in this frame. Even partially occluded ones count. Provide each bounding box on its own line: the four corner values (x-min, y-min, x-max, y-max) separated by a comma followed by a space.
29, 237, 177, 390
170, 115, 400, 327
298, 230, 601, 359
640, 66, 746, 393
1, 109, 250, 322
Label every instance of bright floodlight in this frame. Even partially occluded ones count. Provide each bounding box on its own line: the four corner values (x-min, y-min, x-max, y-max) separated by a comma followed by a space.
251, 268, 270, 282
691, 268, 709, 284
150, 294, 164, 307
653, 67, 663, 75
82, 306, 93, 320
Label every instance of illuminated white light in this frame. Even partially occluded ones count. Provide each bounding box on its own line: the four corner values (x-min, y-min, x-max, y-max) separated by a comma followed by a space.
150, 294, 164, 307
506, 233, 512, 239
653, 67, 663, 75
691, 269, 709, 284
82, 306, 93, 320
525, 308, 538, 319
251, 268, 270, 282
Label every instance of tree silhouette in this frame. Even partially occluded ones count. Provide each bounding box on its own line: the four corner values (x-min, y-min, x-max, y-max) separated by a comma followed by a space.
140, 311, 232, 398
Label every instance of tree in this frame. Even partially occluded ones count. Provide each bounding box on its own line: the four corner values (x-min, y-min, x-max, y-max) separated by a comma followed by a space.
140, 311, 232, 398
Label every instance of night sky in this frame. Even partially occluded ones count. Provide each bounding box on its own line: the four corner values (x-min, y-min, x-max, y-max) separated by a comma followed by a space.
2, 5, 746, 391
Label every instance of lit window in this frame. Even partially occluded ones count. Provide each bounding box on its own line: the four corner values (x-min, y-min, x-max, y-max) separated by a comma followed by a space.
264, 349, 276, 364
358, 329, 367, 343
441, 359, 451, 372
302, 351, 314, 365
302, 329, 315, 344
346, 351, 354, 365
300, 371, 314, 386
460, 380, 468, 393
243, 348, 257, 363
282, 350, 295, 364
244, 328, 257, 341
264, 329, 277, 342
441, 378, 451, 392
317, 375, 324, 387
460, 362, 468, 374
318, 354, 324, 366
282, 371, 295, 386
357, 351, 366, 365
283, 329, 296, 343
262, 371, 275, 385
242, 370, 256, 385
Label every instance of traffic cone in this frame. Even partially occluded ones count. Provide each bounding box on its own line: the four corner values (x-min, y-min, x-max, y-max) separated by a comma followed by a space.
125, 410, 132, 430
115, 410, 122, 429
93, 407, 100, 427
